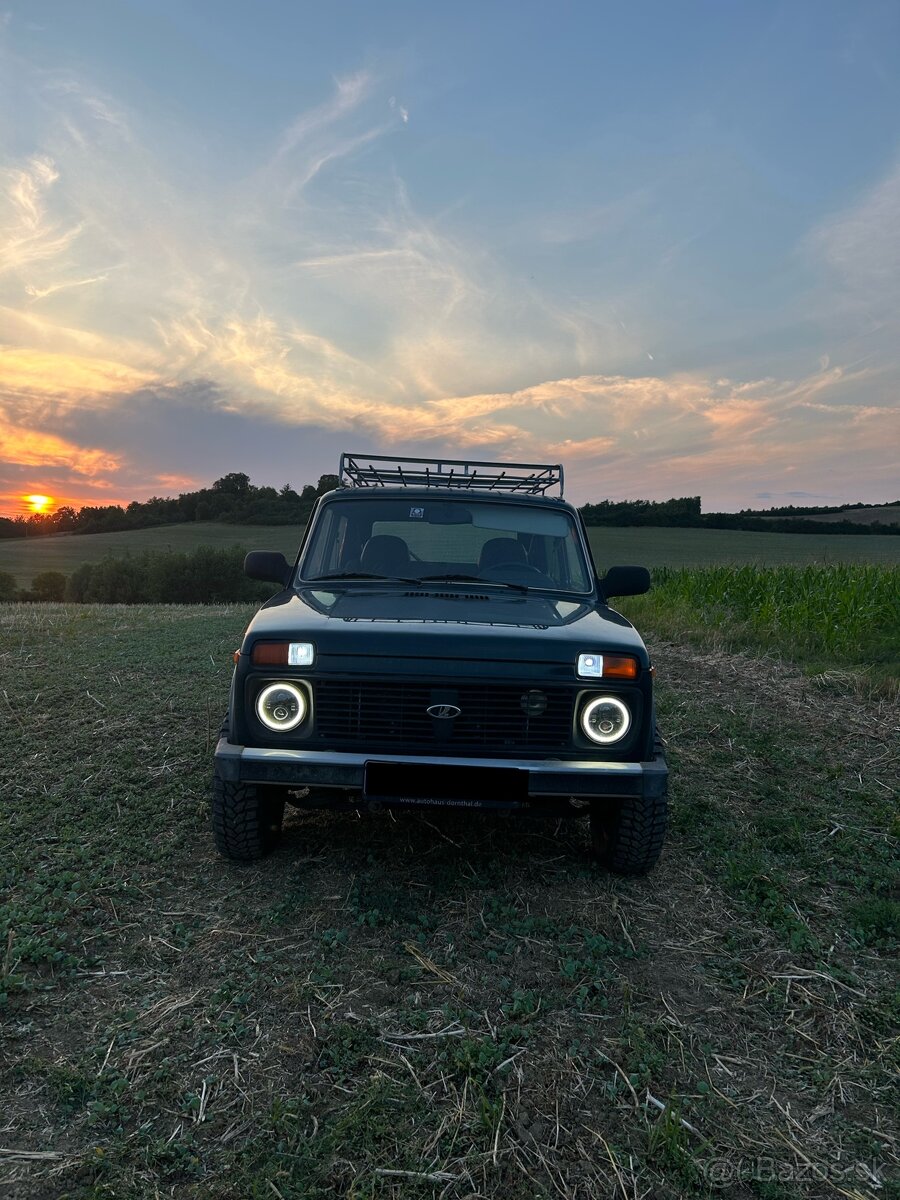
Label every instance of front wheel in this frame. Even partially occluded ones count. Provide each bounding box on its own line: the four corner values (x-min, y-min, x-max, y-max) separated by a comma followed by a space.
212, 771, 285, 861
590, 788, 668, 876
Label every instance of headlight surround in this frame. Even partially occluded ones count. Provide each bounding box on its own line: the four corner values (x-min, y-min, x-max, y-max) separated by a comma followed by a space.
577, 652, 638, 679
256, 681, 308, 732
251, 641, 315, 667
580, 695, 631, 745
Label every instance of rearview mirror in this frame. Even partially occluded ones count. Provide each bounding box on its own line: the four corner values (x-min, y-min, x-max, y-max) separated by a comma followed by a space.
599, 565, 651, 599
244, 551, 291, 587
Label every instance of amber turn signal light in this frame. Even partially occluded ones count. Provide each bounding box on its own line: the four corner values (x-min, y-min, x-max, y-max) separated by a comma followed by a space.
251, 642, 289, 665
603, 654, 639, 679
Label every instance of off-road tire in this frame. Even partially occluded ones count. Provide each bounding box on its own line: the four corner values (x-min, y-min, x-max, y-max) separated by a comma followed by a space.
212, 772, 285, 860
590, 729, 668, 876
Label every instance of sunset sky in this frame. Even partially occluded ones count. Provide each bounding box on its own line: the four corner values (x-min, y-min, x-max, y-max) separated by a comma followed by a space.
2, 0, 899, 516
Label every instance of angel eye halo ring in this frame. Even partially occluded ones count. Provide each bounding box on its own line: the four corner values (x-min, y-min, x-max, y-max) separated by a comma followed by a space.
580, 695, 631, 745
256, 681, 308, 732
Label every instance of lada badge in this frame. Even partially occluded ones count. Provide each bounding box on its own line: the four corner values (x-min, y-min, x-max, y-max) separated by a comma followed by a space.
426, 704, 462, 718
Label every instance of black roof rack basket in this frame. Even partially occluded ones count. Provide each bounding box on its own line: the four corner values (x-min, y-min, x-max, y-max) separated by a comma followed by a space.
339, 453, 564, 497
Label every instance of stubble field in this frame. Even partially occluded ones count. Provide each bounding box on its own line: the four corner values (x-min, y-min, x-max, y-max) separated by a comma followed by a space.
1, 602, 897, 1200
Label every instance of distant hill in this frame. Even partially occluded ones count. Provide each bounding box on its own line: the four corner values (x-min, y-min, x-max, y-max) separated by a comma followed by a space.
758, 505, 900, 526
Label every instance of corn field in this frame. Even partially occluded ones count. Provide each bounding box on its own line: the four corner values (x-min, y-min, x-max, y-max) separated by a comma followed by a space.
622, 563, 900, 677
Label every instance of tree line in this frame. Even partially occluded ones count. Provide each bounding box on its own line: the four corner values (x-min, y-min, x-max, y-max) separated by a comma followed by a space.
579, 496, 899, 535
2, 474, 897, 543
0, 472, 339, 540
0, 547, 272, 605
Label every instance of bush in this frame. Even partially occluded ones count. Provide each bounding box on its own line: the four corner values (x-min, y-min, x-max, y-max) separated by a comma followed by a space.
0, 571, 17, 602
64, 546, 275, 604
31, 571, 67, 602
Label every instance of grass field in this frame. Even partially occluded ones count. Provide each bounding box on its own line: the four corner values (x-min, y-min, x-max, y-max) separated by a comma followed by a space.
2, 603, 897, 1199
0, 524, 304, 587
1, 521, 899, 586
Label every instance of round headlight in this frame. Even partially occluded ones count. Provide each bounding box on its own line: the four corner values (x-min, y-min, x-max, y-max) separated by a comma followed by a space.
256, 682, 307, 732
581, 696, 631, 745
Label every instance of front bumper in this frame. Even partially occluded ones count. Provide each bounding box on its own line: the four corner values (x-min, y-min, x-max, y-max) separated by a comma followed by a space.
214, 737, 668, 806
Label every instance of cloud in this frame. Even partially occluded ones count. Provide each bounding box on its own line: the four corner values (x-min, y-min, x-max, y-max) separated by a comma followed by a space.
0, 52, 619, 444
0, 412, 121, 475
24, 270, 113, 300
0, 347, 157, 404
250, 70, 412, 206
273, 71, 374, 163
0, 155, 83, 279
810, 161, 900, 302
46, 77, 133, 141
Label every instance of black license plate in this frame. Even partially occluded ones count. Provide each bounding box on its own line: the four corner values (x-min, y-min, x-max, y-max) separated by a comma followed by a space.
363, 761, 528, 807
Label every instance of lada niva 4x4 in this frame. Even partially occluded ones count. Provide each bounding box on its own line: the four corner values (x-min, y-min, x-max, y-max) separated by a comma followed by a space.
213, 454, 668, 874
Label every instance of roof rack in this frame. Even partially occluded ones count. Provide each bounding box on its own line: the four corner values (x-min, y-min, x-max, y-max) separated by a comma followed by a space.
339, 453, 564, 497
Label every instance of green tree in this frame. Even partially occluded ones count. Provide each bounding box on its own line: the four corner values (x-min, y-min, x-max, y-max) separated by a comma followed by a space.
0, 570, 17, 601
212, 472, 252, 495
32, 571, 67, 601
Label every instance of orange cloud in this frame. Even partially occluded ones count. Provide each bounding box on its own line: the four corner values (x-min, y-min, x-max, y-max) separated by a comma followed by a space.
0, 347, 156, 402
0, 416, 122, 475
546, 436, 617, 460
154, 473, 198, 491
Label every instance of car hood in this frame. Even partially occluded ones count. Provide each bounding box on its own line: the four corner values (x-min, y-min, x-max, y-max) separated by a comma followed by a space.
241, 586, 648, 666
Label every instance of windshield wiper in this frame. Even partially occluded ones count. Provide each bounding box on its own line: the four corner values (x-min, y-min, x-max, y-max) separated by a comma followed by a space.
418, 573, 530, 594
310, 571, 420, 584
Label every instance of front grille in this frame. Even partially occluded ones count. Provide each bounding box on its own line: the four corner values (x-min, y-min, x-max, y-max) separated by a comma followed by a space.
314, 680, 575, 751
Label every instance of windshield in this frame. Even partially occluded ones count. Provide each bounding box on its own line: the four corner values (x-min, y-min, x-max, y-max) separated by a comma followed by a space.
300, 496, 593, 594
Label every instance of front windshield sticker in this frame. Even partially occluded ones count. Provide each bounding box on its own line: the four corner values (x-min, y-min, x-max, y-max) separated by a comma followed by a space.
409, 506, 425, 518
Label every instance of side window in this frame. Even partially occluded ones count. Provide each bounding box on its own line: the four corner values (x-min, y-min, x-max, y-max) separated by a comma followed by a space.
564, 525, 589, 590
303, 510, 348, 577
327, 514, 348, 572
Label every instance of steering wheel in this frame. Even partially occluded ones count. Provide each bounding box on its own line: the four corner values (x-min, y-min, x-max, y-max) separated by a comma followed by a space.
480, 562, 556, 587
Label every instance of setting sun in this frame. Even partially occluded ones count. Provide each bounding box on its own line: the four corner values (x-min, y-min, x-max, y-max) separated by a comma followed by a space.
25, 494, 54, 514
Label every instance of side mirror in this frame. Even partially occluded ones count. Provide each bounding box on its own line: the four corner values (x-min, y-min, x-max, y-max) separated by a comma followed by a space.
244, 551, 292, 587
599, 565, 651, 599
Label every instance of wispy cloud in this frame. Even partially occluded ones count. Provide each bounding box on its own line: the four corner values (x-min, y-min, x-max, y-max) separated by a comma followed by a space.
273, 71, 374, 162
252, 70, 409, 206
0, 155, 82, 277
810, 160, 900, 302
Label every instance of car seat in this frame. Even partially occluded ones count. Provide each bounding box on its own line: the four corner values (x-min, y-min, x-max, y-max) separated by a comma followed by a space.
478, 537, 528, 570
359, 534, 411, 575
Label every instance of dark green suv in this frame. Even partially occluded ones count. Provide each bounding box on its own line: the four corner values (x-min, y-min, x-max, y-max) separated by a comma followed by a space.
213, 454, 668, 874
